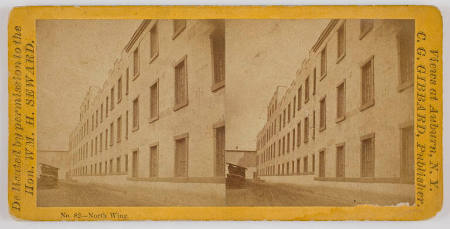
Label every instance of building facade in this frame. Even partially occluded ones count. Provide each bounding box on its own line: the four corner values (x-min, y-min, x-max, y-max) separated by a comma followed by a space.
67, 19, 226, 205
255, 19, 415, 196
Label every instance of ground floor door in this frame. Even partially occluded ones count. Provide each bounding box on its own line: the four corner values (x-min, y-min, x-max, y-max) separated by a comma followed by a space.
175, 137, 188, 177
215, 126, 225, 177
319, 151, 325, 177
401, 125, 414, 183
132, 151, 138, 177
150, 145, 158, 177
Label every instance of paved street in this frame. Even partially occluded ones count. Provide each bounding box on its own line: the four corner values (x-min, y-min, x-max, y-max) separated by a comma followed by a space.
226, 181, 414, 206
38, 180, 413, 207
37, 181, 165, 207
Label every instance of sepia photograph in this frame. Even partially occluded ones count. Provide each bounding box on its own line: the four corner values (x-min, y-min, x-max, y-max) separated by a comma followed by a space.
225, 19, 415, 206
36, 18, 414, 207
36, 19, 226, 206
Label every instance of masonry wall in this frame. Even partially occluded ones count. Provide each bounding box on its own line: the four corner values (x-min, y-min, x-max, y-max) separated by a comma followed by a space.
68, 20, 225, 189
256, 19, 414, 186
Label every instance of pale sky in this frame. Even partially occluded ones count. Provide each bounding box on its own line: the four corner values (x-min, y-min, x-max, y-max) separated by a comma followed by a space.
36, 20, 142, 151
225, 19, 330, 150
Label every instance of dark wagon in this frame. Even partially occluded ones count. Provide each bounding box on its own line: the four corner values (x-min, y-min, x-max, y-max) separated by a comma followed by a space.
37, 163, 59, 188
226, 163, 247, 188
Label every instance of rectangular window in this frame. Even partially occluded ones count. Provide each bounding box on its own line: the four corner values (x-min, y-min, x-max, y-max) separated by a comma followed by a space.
110, 122, 114, 146
337, 81, 346, 120
95, 110, 98, 127
304, 117, 309, 143
320, 97, 326, 131
293, 97, 296, 118
211, 27, 225, 90
133, 48, 139, 77
303, 156, 308, 173
90, 139, 93, 157
117, 116, 121, 143
118, 77, 122, 103
360, 19, 374, 39
125, 154, 128, 172
100, 104, 104, 122
99, 133, 103, 153
286, 163, 289, 175
174, 57, 188, 110
312, 154, 316, 173
399, 26, 414, 88
95, 137, 98, 155
150, 144, 159, 177
336, 144, 345, 178
305, 77, 310, 103
296, 158, 301, 174
133, 98, 139, 130
337, 23, 346, 60
401, 125, 414, 183
361, 57, 375, 109
297, 86, 302, 110
320, 46, 327, 77
292, 161, 295, 174
126, 68, 129, 95
313, 68, 317, 95
319, 150, 325, 177
215, 126, 225, 176
283, 109, 286, 127
109, 159, 113, 174
116, 157, 121, 173
150, 24, 159, 61
125, 110, 129, 139
292, 129, 295, 151
361, 134, 375, 177
105, 129, 108, 150
110, 87, 115, 110
173, 20, 186, 39
287, 104, 291, 123
296, 121, 301, 147
150, 81, 159, 121
312, 110, 316, 139
106, 97, 109, 117
287, 133, 290, 153
132, 150, 138, 177
282, 136, 285, 154
175, 135, 188, 177
278, 139, 281, 156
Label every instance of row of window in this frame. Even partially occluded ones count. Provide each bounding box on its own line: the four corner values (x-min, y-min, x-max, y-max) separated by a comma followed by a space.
258, 19, 414, 152
258, 114, 316, 164
73, 125, 226, 178
71, 20, 225, 151
258, 154, 315, 176
258, 125, 414, 182
73, 154, 129, 176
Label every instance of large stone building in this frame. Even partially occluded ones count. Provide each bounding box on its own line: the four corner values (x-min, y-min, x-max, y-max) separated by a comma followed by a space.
255, 19, 415, 198
68, 19, 226, 205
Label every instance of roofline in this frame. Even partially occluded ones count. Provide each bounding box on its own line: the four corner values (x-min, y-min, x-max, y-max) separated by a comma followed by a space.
311, 19, 339, 52
124, 19, 151, 52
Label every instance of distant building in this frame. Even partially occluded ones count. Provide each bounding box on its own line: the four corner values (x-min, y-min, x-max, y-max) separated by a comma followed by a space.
255, 19, 414, 196
37, 149, 70, 180
67, 20, 226, 205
